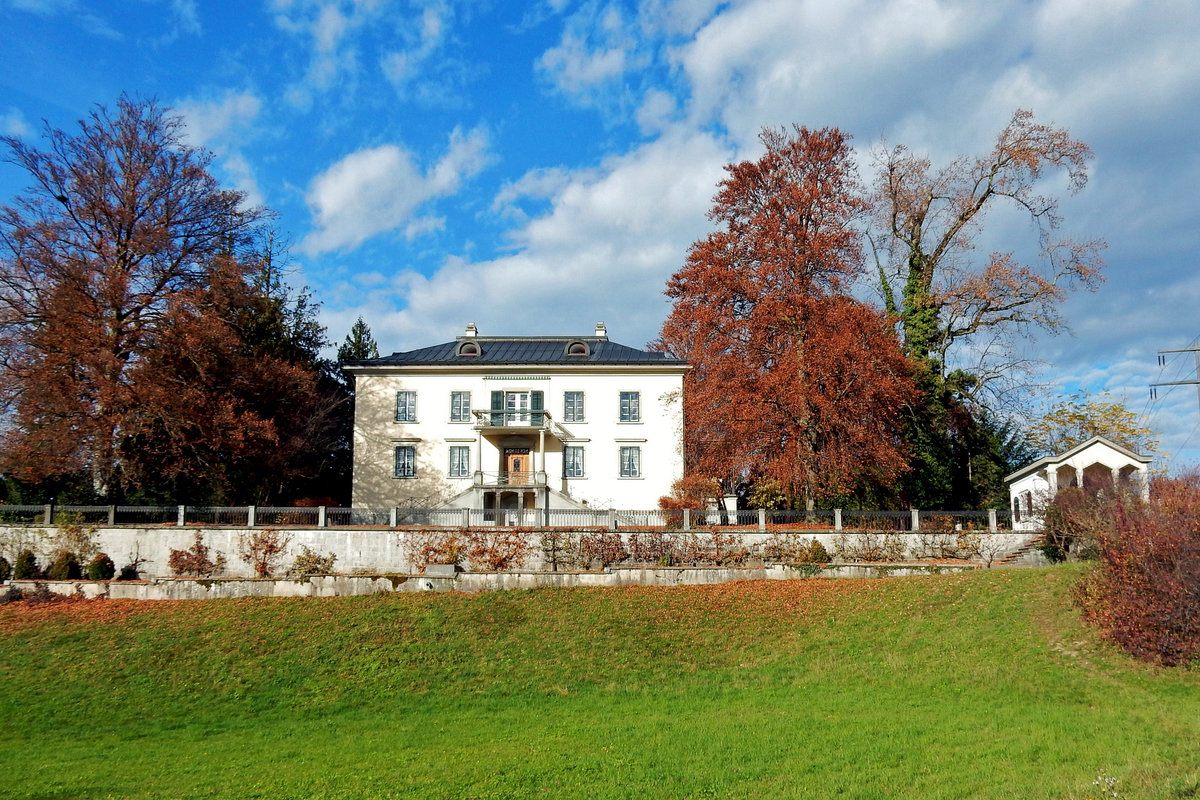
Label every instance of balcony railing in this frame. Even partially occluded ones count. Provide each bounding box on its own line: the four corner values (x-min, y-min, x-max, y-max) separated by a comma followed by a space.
474, 471, 547, 487
471, 409, 553, 429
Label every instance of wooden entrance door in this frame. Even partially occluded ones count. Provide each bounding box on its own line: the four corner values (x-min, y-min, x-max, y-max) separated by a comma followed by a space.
504, 448, 531, 484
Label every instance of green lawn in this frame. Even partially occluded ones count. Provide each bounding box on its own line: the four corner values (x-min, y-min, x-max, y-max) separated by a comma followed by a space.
1, 566, 1197, 799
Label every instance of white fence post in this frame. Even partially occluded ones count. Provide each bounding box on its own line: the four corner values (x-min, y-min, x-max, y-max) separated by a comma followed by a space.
177, 505, 186, 526
390, 507, 398, 528
911, 509, 920, 532
462, 508, 470, 528
758, 508, 766, 531
988, 509, 997, 532
683, 508, 690, 531
43, 504, 52, 525
319, 505, 327, 528
834, 509, 842, 531
247, 505, 257, 527
608, 509, 617, 531
107, 505, 116, 526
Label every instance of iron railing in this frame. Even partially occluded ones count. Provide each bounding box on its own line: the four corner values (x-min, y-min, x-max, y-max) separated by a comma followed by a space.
0, 503, 1012, 531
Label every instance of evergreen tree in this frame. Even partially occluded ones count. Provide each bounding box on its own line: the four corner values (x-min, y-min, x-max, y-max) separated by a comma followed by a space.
337, 316, 380, 365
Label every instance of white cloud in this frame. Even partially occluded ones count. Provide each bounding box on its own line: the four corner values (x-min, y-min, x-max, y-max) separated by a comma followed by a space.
10, 0, 121, 38
338, 127, 730, 350
175, 90, 265, 207
381, 1, 451, 91
176, 91, 261, 148
272, 0, 384, 106
537, 3, 646, 103
1, 108, 31, 138
301, 126, 491, 255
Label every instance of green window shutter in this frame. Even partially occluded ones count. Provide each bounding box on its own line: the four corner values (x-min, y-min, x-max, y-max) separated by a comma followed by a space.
531, 390, 544, 426
491, 390, 504, 426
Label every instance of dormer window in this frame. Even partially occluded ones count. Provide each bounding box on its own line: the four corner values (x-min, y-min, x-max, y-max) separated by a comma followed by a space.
457, 341, 480, 357
564, 341, 589, 357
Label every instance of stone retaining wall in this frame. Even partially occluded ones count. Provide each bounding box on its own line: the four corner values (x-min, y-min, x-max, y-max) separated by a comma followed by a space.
0, 525, 1044, 579
9, 562, 982, 600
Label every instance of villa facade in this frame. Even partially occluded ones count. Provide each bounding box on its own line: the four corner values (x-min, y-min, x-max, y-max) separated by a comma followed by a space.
344, 323, 689, 520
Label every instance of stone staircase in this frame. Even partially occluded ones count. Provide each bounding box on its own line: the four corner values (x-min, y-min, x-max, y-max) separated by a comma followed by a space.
995, 534, 1047, 567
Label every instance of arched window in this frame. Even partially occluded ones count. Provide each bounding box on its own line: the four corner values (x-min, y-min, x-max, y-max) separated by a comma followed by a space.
564, 341, 589, 357
457, 341, 480, 357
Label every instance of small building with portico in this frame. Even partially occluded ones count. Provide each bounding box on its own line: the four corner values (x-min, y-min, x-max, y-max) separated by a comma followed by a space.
1005, 435, 1152, 531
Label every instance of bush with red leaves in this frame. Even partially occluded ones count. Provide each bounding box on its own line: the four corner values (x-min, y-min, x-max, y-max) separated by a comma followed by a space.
1076, 475, 1200, 666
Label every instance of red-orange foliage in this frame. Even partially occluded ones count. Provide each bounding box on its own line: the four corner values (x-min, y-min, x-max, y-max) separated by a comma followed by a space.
657, 126, 915, 508
1077, 475, 1200, 666
124, 257, 336, 500
237, 528, 292, 578
0, 97, 339, 503
658, 474, 720, 511
0, 96, 264, 497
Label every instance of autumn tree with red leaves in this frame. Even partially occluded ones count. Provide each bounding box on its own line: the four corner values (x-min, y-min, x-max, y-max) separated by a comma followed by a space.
0, 96, 341, 503
657, 126, 915, 510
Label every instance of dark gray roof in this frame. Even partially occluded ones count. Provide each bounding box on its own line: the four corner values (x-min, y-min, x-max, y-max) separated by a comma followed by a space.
347, 336, 686, 367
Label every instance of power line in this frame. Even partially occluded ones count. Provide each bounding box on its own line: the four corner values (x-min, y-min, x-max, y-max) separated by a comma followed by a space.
1150, 344, 1200, 413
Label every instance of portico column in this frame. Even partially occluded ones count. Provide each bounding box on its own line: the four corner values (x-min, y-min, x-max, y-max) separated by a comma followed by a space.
1047, 468, 1058, 497
1074, 467, 1084, 488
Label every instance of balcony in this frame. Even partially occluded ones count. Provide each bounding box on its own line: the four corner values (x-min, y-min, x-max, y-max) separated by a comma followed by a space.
474, 471, 548, 488
471, 409, 553, 430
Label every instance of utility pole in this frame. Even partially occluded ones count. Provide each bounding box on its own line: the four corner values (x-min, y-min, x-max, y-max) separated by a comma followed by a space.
1151, 344, 1200, 413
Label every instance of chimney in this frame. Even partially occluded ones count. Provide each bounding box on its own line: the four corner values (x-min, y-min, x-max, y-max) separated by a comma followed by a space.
464, 322, 478, 338
594, 321, 607, 338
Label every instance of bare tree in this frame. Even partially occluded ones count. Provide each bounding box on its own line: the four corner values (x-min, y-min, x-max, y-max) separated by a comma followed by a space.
871, 109, 1106, 400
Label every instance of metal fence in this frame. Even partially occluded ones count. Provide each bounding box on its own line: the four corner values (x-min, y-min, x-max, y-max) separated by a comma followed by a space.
0, 503, 1012, 531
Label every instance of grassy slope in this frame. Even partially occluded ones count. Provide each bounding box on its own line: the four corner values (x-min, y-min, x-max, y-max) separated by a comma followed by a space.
1, 566, 1197, 800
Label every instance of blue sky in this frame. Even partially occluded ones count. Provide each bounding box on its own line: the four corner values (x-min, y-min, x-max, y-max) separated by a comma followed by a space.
3, 0, 1200, 468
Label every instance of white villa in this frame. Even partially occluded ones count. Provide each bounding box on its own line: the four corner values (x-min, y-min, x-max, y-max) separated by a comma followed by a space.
1005, 435, 1152, 531
344, 322, 689, 520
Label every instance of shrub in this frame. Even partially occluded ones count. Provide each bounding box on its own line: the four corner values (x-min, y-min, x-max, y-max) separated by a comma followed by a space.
407, 531, 469, 572
406, 530, 532, 573
169, 532, 226, 577
50, 514, 99, 563
466, 530, 531, 571
1043, 486, 1117, 561
539, 531, 581, 571
0, 555, 10, 582
1076, 475, 1200, 666
48, 551, 82, 580
801, 537, 831, 564
238, 529, 292, 578
86, 553, 116, 581
761, 533, 805, 563
13, 549, 40, 579
913, 532, 981, 561
117, 563, 141, 581
629, 531, 672, 564
579, 531, 628, 568
288, 546, 337, 577
760, 535, 830, 564
833, 532, 906, 562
